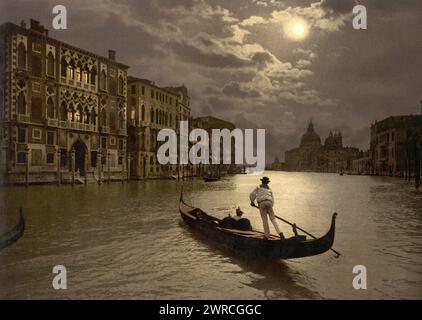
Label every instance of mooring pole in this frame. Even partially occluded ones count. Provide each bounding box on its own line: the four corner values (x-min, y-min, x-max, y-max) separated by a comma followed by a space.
56, 148, 61, 186
25, 146, 29, 188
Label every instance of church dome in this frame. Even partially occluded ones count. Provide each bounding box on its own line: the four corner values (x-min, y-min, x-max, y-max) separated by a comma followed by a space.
300, 121, 322, 147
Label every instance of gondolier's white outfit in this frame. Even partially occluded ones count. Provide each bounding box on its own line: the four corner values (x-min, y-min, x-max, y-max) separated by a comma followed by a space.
249, 185, 282, 238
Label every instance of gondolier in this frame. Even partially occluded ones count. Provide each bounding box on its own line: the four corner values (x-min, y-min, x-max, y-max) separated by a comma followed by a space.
249, 177, 284, 240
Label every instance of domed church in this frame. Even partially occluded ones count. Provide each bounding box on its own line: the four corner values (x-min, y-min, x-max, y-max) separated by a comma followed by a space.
300, 121, 321, 148
284, 121, 360, 172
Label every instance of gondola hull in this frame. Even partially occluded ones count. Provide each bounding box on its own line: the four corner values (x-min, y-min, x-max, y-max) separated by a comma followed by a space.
0, 208, 25, 251
180, 193, 336, 259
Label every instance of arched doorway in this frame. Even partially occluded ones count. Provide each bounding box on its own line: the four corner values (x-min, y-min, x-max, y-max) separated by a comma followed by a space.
73, 140, 87, 176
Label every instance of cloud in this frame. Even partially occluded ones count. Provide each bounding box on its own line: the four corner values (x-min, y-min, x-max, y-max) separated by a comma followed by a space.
0, 0, 420, 162
242, 0, 351, 32
222, 81, 261, 98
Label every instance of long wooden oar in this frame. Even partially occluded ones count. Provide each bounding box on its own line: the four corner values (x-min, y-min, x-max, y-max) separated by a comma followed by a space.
252, 204, 341, 257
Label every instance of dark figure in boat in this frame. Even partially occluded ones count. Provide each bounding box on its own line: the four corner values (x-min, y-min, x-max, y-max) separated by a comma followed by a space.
219, 207, 252, 231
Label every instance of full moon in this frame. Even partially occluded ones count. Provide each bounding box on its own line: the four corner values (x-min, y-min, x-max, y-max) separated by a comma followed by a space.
284, 19, 309, 41
292, 24, 305, 37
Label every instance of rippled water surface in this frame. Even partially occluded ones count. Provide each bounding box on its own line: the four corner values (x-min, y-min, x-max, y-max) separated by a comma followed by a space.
1, 172, 421, 299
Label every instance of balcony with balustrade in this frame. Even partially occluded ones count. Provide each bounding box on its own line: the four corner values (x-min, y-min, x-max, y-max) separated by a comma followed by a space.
100, 126, 110, 134
59, 120, 96, 132
118, 128, 127, 136
16, 114, 31, 123
47, 118, 59, 127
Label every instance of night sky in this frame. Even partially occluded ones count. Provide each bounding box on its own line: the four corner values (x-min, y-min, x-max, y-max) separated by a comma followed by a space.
1, 0, 421, 162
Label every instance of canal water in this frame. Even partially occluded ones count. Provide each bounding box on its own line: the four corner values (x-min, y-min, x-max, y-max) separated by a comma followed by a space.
0, 172, 421, 299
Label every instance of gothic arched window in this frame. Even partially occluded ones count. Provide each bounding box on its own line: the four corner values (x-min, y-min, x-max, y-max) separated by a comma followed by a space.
47, 97, 55, 119
90, 67, 97, 85
47, 52, 55, 77
61, 57, 67, 77
17, 92, 26, 114
60, 102, 67, 121
68, 103, 75, 121
141, 104, 145, 121
91, 109, 97, 126
76, 63, 82, 82
67, 60, 75, 79
84, 107, 90, 123
82, 65, 89, 83
109, 112, 116, 130
100, 70, 107, 91
75, 105, 83, 122
17, 43, 26, 69
151, 108, 154, 124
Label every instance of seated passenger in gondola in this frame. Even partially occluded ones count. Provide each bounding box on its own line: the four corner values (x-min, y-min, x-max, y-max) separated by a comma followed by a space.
219, 207, 252, 231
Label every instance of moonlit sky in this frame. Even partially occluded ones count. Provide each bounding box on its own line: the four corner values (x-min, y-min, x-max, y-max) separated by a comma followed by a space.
1, 0, 421, 162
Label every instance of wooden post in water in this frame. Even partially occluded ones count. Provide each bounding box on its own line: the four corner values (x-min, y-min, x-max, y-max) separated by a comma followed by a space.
415, 136, 421, 189
71, 149, 75, 187
121, 153, 125, 184
107, 152, 111, 184
56, 148, 61, 186
84, 151, 88, 185
127, 153, 131, 182
97, 153, 102, 185
25, 146, 29, 187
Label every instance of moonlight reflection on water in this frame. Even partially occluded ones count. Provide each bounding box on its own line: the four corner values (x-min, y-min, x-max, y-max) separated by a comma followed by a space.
0, 172, 421, 299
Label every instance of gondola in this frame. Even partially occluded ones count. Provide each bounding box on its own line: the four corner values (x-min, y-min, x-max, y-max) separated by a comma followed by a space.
0, 208, 25, 251
179, 190, 337, 259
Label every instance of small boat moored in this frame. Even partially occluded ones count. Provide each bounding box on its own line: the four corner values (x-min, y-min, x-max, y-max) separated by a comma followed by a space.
203, 175, 220, 182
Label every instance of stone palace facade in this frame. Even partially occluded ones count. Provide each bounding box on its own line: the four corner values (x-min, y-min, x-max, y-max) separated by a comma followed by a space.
0, 19, 235, 185
0, 20, 129, 185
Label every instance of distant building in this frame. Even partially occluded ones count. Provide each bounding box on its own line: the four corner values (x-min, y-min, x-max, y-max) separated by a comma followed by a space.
370, 112, 422, 177
284, 121, 360, 173
0, 20, 128, 185
350, 151, 372, 175
270, 156, 286, 171
192, 116, 236, 174
127, 76, 192, 179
